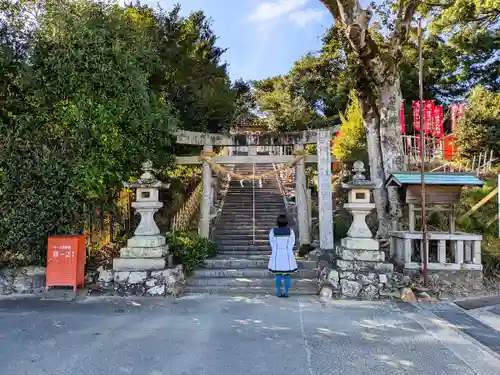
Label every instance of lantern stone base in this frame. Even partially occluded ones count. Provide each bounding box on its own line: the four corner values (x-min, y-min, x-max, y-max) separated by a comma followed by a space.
113, 257, 166, 272
126, 235, 166, 248
119, 246, 168, 258
113, 234, 169, 272
341, 237, 379, 251
338, 247, 385, 262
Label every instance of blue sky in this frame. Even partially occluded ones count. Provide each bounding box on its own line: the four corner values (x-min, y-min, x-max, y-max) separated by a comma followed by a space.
142, 0, 335, 82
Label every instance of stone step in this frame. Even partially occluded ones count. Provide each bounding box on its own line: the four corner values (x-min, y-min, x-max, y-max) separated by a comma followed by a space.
217, 217, 282, 221
222, 201, 284, 206
222, 200, 284, 204
225, 194, 282, 197
213, 237, 269, 242
212, 234, 268, 240
213, 238, 269, 244
224, 199, 282, 202
217, 217, 284, 226
218, 214, 283, 219
217, 250, 271, 256
184, 285, 317, 295
215, 239, 269, 246
219, 210, 284, 214
203, 258, 317, 269
192, 268, 317, 278
218, 244, 269, 250
212, 254, 270, 260
220, 206, 285, 210
214, 225, 277, 231
222, 206, 284, 210
187, 277, 317, 288
213, 229, 270, 235
221, 210, 285, 219
218, 214, 283, 218
226, 187, 280, 190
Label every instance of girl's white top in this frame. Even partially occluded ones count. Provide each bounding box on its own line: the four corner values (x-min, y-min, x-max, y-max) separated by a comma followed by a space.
268, 227, 297, 272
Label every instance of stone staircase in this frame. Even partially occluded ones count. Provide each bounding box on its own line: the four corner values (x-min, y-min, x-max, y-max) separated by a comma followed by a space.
186, 163, 318, 295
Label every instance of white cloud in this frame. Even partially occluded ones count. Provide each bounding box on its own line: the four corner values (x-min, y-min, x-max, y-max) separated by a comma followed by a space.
248, 0, 309, 23
288, 8, 324, 26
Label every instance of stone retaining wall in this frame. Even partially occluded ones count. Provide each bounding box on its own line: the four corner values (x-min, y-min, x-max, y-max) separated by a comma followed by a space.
0, 265, 185, 297
0, 266, 47, 295
315, 250, 485, 300
317, 258, 406, 300
90, 265, 185, 297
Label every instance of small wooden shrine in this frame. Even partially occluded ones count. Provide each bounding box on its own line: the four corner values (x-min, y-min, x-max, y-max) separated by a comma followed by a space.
386, 172, 484, 272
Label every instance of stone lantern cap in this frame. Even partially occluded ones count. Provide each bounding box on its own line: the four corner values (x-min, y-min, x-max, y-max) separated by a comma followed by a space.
341, 161, 375, 190
123, 160, 170, 190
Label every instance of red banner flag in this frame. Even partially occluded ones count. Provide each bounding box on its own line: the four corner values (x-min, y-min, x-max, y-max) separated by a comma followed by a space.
459, 103, 465, 117
451, 104, 458, 133
413, 100, 421, 131
432, 105, 444, 138
424, 101, 434, 134
400, 103, 405, 134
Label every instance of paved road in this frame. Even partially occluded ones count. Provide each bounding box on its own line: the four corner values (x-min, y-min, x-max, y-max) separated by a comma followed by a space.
1, 295, 500, 375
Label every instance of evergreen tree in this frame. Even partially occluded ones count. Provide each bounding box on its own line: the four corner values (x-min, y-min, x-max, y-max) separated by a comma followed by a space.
333, 90, 367, 163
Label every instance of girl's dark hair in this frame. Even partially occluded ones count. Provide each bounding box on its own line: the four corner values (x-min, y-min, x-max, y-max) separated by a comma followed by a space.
276, 214, 289, 228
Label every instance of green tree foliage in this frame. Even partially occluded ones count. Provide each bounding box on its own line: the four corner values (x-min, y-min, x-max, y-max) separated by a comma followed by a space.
231, 78, 258, 128
254, 75, 322, 132
428, 0, 499, 93
0, 0, 235, 262
332, 90, 367, 162
455, 86, 500, 159
253, 26, 351, 132
149, 5, 236, 134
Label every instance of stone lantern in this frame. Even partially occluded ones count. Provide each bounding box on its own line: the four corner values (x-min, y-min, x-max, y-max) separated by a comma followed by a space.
113, 161, 170, 272
341, 161, 379, 251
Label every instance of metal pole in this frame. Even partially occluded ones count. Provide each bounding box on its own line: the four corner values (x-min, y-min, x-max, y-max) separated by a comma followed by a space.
418, 18, 428, 286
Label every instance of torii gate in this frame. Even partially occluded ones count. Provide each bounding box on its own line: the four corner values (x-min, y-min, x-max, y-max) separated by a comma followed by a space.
174, 127, 338, 251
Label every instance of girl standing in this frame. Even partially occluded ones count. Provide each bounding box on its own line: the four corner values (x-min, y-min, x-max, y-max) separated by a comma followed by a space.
268, 214, 297, 298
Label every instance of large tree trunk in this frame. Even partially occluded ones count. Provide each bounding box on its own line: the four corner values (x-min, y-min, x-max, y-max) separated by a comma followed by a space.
319, 0, 420, 239
379, 77, 405, 232
356, 91, 392, 238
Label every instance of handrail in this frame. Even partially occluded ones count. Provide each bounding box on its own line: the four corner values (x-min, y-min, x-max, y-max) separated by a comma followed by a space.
172, 147, 227, 232
252, 163, 256, 244
209, 165, 233, 239
273, 163, 290, 211
171, 182, 202, 232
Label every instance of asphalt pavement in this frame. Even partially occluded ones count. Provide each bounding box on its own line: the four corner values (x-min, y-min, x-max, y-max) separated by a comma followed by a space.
1, 295, 500, 375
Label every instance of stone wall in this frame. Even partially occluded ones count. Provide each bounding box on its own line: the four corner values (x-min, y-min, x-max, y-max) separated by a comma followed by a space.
0, 264, 185, 297
0, 266, 46, 295
316, 255, 406, 300
315, 249, 488, 300
91, 265, 185, 297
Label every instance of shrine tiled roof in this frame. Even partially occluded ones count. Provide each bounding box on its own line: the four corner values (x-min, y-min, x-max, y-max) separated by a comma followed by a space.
385, 172, 484, 187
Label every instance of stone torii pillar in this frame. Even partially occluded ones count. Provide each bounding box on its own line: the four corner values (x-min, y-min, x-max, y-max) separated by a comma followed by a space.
199, 142, 213, 238
317, 129, 334, 250
295, 143, 310, 245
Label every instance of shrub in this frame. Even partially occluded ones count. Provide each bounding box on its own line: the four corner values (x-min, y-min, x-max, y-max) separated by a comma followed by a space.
165, 231, 218, 274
